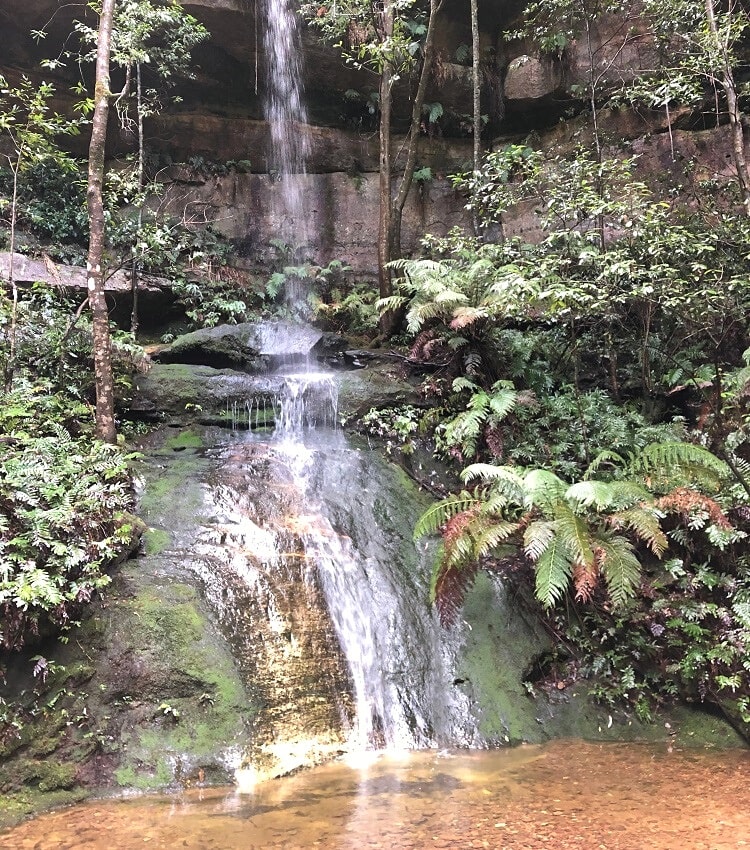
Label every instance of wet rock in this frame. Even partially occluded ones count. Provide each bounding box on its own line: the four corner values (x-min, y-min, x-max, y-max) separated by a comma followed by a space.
154, 321, 325, 371
131, 359, 421, 425
131, 362, 282, 421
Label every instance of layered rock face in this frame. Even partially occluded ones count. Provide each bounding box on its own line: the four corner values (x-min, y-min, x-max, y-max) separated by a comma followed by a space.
0, 0, 742, 273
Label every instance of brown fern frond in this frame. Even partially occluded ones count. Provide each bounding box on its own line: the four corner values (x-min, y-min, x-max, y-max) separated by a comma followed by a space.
573, 551, 601, 603
409, 328, 439, 361
443, 507, 480, 552
655, 487, 732, 530
515, 390, 539, 409
450, 307, 484, 330
433, 558, 480, 626
485, 425, 505, 459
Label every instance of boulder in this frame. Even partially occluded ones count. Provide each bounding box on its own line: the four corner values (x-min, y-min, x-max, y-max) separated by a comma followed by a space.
154, 321, 325, 370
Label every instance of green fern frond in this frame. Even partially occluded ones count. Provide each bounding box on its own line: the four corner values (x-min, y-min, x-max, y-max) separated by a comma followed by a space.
452, 377, 479, 393
474, 519, 520, 557
534, 535, 573, 608
612, 506, 668, 557
597, 535, 642, 607
487, 384, 518, 420
376, 295, 409, 315
522, 468, 567, 513
524, 519, 556, 561
462, 463, 523, 486
407, 300, 450, 332
566, 479, 617, 510
629, 442, 729, 491
555, 503, 595, 568
462, 465, 526, 505
566, 479, 650, 511
414, 492, 481, 540
583, 449, 625, 479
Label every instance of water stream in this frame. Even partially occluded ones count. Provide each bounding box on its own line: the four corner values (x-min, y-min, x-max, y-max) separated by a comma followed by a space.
263, 0, 311, 251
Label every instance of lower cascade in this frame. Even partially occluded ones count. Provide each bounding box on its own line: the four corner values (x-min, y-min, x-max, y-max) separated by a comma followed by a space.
184, 369, 478, 781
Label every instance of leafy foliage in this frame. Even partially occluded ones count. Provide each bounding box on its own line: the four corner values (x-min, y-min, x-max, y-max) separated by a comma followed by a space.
0, 427, 137, 653
418, 440, 732, 615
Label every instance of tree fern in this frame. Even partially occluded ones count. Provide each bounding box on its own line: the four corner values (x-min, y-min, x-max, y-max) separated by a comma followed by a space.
413, 491, 482, 540
534, 535, 573, 608
597, 535, 642, 607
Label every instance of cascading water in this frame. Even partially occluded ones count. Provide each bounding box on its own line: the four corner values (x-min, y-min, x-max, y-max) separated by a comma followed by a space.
262, 0, 311, 251
250, 0, 474, 763
179, 364, 478, 779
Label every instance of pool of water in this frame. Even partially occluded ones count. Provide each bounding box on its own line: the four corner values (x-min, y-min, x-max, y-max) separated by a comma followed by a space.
3, 740, 749, 849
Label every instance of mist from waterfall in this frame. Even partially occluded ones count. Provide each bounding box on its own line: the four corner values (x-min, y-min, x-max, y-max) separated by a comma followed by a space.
263, 0, 311, 250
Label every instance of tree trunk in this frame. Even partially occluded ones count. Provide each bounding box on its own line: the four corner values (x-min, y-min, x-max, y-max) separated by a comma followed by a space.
377, 0, 394, 305
471, 0, 481, 175
130, 61, 144, 336
3, 146, 22, 390
87, 0, 118, 444
391, 0, 444, 256
704, 0, 750, 216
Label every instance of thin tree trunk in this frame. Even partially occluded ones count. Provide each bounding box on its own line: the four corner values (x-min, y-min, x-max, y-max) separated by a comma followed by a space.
471, 0, 481, 175
391, 0, 444, 255
130, 61, 144, 336
87, 0, 118, 444
704, 0, 750, 215
4, 148, 22, 390
377, 0, 394, 304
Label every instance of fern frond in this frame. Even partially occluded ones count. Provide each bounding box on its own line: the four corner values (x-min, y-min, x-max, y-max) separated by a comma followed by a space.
487, 384, 518, 420
523, 519, 556, 561
462, 465, 526, 504
450, 306, 487, 330
376, 295, 409, 315
573, 557, 600, 603
522, 468, 567, 513
430, 544, 480, 626
414, 492, 481, 540
452, 377, 479, 393
583, 449, 625, 479
610, 506, 668, 557
534, 535, 573, 609
566, 480, 617, 510
566, 479, 650, 511
555, 503, 595, 568
473, 519, 520, 557
629, 441, 729, 492
407, 300, 448, 333
462, 463, 523, 486
597, 535, 642, 607
443, 406, 487, 458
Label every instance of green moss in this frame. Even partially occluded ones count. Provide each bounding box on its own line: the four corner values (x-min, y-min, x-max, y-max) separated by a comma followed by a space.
0, 788, 88, 831
114, 760, 175, 791
163, 430, 204, 451
130, 587, 205, 651
143, 527, 171, 555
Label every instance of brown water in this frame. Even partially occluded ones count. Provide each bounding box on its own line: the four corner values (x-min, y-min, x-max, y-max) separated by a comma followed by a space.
3, 740, 750, 849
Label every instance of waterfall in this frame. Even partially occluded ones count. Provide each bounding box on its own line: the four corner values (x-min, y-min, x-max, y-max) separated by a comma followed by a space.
268, 379, 471, 751
263, 0, 311, 250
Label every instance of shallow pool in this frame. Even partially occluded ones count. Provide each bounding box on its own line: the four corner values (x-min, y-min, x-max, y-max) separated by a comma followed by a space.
3, 740, 749, 849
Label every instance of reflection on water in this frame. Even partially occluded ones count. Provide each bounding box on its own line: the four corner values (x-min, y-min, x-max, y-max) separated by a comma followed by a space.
3, 740, 750, 849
